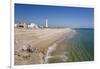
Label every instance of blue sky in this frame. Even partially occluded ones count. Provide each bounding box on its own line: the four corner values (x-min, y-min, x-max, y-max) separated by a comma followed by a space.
15, 4, 94, 28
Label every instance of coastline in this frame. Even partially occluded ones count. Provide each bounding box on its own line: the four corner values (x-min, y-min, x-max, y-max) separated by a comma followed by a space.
44, 29, 76, 63
14, 28, 75, 65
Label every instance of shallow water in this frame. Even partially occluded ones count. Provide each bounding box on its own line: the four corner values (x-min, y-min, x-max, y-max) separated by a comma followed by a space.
47, 28, 94, 63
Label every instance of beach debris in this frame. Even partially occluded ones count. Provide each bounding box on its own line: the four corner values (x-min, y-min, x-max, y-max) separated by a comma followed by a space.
21, 44, 36, 53
26, 45, 33, 53
21, 45, 27, 51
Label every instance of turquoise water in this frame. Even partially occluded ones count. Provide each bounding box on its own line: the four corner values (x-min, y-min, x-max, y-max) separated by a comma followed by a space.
65, 28, 94, 62
48, 28, 94, 63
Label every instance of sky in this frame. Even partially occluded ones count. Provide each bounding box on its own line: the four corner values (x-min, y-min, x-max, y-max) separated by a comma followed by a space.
15, 3, 94, 28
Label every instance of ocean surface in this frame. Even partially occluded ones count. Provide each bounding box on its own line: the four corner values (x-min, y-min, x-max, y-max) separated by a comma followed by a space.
47, 28, 94, 63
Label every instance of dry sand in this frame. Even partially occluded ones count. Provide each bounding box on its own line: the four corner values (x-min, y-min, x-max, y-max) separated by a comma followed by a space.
14, 28, 73, 65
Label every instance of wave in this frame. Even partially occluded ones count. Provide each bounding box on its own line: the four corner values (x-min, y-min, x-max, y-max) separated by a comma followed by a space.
44, 29, 77, 63
44, 43, 57, 63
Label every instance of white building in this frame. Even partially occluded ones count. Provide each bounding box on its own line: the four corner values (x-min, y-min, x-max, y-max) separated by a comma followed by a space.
28, 23, 39, 29
14, 24, 17, 27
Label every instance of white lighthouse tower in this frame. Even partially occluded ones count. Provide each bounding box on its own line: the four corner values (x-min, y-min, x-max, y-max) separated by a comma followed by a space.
45, 19, 48, 28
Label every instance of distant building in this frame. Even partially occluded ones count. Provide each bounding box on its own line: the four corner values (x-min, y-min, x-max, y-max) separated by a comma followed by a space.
23, 23, 28, 28
28, 23, 39, 29
14, 24, 17, 27
14, 23, 28, 28
14, 19, 48, 29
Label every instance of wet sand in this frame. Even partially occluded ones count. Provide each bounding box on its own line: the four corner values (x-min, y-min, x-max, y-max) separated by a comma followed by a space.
14, 28, 73, 65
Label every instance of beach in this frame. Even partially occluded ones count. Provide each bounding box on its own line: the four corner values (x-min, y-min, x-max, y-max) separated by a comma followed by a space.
14, 28, 74, 65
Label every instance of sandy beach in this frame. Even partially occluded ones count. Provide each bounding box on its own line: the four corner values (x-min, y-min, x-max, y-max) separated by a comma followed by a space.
14, 28, 74, 65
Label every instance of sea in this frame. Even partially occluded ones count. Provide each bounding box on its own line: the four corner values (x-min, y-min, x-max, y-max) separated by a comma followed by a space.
46, 28, 94, 63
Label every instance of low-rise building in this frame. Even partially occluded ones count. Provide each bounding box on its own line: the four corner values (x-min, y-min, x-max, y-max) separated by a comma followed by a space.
28, 23, 39, 29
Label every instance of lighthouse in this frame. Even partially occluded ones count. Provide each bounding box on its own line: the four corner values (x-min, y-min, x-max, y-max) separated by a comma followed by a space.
45, 19, 48, 28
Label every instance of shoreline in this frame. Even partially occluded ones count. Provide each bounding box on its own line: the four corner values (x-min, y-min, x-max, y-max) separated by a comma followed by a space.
44, 29, 76, 63
14, 28, 75, 65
